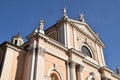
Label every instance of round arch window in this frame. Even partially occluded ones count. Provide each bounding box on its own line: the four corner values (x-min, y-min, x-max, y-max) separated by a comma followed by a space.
50, 73, 59, 80
81, 46, 92, 58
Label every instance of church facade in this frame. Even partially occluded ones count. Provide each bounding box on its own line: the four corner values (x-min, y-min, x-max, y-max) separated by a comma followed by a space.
0, 8, 120, 80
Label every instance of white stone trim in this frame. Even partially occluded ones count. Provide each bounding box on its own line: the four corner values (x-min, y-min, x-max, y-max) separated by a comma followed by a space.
100, 46, 106, 66
69, 61, 76, 80
67, 22, 71, 48
66, 61, 70, 80
73, 28, 77, 49
64, 21, 68, 47
34, 52, 45, 80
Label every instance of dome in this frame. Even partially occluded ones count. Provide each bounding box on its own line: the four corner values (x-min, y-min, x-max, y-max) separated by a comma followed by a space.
11, 32, 24, 46
12, 32, 23, 40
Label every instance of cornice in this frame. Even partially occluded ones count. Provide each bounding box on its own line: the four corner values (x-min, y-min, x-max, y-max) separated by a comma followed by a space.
103, 67, 114, 73
83, 59, 100, 69
102, 66, 120, 79
69, 48, 86, 59
68, 18, 86, 25
38, 32, 68, 52
0, 41, 22, 52
111, 73, 120, 79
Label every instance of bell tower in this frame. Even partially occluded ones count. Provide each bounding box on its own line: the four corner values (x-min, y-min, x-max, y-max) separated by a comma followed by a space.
11, 33, 24, 46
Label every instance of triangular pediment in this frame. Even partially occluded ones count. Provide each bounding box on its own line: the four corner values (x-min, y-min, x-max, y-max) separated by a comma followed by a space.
67, 19, 104, 47
75, 23, 95, 39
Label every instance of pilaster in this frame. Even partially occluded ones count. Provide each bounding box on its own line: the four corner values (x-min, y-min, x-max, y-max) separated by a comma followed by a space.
66, 61, 70, 80
27, 39, 36, 80
34, 46, 46, 80
78, 65, 84, 80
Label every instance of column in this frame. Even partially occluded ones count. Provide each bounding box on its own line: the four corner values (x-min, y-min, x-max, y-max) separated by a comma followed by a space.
78, 65, 84, 80
69, 61, 76, 80
34, 46, 46, 80
29, 48, 36, 80
66, 61, 70, 80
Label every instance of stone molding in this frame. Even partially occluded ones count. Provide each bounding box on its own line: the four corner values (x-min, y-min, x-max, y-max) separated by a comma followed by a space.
38, 32, 68, 51
83, 59, 100, 69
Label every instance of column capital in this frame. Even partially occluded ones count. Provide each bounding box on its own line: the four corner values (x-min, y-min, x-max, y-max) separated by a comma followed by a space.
69, 61, 76, 69
36, 47, 46, 57
78, 64, 84, 72
29, 47, 36, 55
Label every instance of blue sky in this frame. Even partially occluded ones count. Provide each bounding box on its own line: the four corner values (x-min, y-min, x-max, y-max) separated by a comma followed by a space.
0, 0, 120, 73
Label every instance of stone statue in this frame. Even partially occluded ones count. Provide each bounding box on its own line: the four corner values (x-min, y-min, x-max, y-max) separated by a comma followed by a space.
79, 13, 85, 22
63, 7, 68, 18
116, 66, 120, 76
39, 19, 44, 31
63, 7, 67, 17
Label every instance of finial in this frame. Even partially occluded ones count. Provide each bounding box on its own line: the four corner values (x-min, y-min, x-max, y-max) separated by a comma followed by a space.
39, 18, 44, 31
63, 7, 68, 18
79, 13, 85, 22
38, 18, 45, 34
